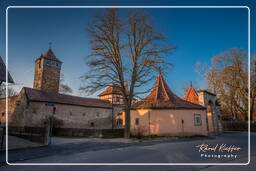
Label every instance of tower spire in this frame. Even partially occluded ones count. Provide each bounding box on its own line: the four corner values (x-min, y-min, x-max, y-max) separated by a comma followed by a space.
49, 42, 52, 49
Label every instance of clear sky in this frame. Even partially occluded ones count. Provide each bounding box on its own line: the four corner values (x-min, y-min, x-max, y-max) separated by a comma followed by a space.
0, 0, 254, 98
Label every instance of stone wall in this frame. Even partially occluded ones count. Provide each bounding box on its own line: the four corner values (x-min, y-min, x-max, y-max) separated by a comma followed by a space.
40, 66, 60, 93
1, 89, 124, 130
33, 59, 43, 90
22, 101, 114, 129
197, 91, 222, 134
0, 89, 28, 126
33, 58, 61, 93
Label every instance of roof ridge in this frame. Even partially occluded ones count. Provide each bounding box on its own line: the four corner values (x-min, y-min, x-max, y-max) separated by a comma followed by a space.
161, 75, 171, 101
155, 75, 160, 101
159, 74, 169, 101
23, 87, 112, 108
23, 87, 108, 101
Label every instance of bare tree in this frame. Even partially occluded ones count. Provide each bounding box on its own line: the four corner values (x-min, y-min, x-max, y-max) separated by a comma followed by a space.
251, 55, 256, 120
199, 48, 255, 120
0, 83, 17, 98
59, 74, 73, 95
80, 9, 174, 138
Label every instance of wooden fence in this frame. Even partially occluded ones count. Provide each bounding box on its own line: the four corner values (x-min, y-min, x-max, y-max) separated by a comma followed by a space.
7, 126, 49, 144
222, 121, 256, 132
53, 128, 124, 138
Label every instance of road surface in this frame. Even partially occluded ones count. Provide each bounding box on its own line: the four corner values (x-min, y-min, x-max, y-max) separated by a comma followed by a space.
0, 132, 255, 171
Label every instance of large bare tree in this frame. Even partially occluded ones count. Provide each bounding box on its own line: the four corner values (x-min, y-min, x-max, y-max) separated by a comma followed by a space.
0, 83, 17, 98
201, 48, 255, 120
59, 74, 73, 95
80, 9, 174, 137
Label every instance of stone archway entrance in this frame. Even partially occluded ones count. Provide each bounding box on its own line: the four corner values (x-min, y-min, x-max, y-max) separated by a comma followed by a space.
206, 100, 215, 133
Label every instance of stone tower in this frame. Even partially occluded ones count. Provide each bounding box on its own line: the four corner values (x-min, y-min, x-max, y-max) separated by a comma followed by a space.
33, 48, 62, 93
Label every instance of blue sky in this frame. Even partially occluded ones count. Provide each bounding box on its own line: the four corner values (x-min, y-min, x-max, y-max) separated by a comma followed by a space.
0, 0, 254, 98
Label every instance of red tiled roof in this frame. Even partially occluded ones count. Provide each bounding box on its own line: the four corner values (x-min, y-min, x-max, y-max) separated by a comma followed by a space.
36, 48, 62, 63
98, 84, 123, 96
23, 87, 112, 108
132, 74, 205, 110
184, 85, 199, 104
0, 56, 14, 83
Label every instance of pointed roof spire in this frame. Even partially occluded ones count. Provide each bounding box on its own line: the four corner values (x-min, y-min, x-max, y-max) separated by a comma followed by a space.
132, 74, 204, 109
146, 74, 172, 101
184, 82, 199, 104
43, 48, 57, 59
35, 46, 62, 63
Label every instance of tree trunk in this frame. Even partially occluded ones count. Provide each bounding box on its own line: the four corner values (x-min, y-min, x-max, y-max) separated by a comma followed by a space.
124, 108, 131, 138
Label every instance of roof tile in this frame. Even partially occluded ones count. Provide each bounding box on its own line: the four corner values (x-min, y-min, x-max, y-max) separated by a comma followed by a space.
132, 74, 205, 110
24, 87, 112, 108
98, 84, 123, 96
184, 85, 199, 104
36, 48, 62, 63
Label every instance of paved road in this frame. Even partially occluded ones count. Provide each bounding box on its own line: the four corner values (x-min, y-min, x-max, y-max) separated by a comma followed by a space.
0, 132, 255, 171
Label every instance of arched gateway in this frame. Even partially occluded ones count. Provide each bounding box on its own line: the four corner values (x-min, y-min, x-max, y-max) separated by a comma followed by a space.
184, 85, 222, 134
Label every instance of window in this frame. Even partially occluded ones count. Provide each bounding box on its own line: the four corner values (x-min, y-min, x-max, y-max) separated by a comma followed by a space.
90, 122, 94, 127
116, 96, 120, 103
2, 112, 4, 117
16, 100, 21, 106
135, 118, 140, 125
194, 114, 202, 126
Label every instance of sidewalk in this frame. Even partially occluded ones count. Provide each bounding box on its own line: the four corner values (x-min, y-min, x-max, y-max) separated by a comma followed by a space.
1, 135, 43, 151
